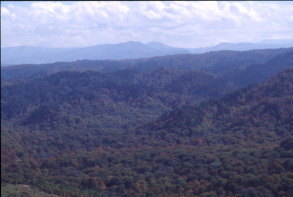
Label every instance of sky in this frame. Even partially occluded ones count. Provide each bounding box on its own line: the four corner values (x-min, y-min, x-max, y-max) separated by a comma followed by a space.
1, 1, 293, 48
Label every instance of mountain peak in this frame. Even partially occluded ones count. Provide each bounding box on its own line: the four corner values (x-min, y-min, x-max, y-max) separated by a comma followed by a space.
147, 41, 171, 49
122, 41, 144, 45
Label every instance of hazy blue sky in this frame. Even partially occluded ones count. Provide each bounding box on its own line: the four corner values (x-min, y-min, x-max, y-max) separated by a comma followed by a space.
1, 1, 293, 48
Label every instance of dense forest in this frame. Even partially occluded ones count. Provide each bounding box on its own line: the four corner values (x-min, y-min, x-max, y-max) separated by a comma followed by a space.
1, 48, 293, 196
2, 48, 292, 83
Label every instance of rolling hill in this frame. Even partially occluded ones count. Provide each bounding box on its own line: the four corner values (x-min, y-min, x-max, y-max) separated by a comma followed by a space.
1, 68, 292, 196
2, 47, 292, 84
1, 47, 292, 196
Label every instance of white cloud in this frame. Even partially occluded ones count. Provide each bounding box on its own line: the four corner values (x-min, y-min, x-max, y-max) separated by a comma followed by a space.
1, 7, 10, 16
1, 1, 293, 48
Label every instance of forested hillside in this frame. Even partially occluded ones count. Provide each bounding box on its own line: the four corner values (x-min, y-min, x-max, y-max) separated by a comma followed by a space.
1, 68, 236, 162
224, 50, 293, 86
1, 60, 292, 196
138, 68, 293, 146
2, 47, 292, 85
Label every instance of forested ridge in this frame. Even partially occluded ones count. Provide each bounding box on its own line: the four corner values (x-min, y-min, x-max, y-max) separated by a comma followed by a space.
138, 68, 293, 146
1, 48, 293, 196
2, 47, 292, 83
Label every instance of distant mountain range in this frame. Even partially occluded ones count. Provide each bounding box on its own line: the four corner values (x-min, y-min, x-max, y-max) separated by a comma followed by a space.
1, 39, 293, 66
189, 41, 293, 53
1, 41, 189, 66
